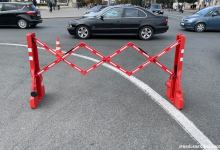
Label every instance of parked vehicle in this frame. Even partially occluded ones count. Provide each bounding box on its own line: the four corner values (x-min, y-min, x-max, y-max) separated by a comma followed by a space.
149, 4, 163, 14
67, 5, 169, 40
83, 5, 133, 18
84, 5, 107, 15
180, 6, 220, 32
83, 6, 110, 18
0, 2, 42, 29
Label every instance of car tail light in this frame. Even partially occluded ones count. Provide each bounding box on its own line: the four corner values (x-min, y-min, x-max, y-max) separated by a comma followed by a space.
26, 11, 36, 15
165, 19, 168, 25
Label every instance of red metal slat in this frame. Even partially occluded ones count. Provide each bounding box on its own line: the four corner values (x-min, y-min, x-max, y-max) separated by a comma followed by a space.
130, 44, 175, 76
34, 43, 82, 76
60, 43, 106, 75
61, 45, 81, 59
131, 44, 151, 59
107, 60, 130, 76
84, 60, 105, 75
83, 43, 106, 59
107, 44, 129, 59
62, 59, 84, 74
153, 60, 174, 76
152, 40, 180, 60
130, 60, 152, 76
36, 59, 62, 76
33, 37, 59, 57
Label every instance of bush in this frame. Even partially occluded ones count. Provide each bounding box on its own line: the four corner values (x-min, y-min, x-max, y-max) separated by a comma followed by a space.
37, 3, 48, 6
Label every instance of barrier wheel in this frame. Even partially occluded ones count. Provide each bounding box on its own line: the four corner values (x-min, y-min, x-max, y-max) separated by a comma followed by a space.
76, 25, 90, 39
195, 23, 205, 32
139, 26, 154, 40
17, 19, 29, 29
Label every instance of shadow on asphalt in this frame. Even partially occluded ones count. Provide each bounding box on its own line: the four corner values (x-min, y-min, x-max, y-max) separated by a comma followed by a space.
68, 35, 171, 41
0, 26, 19, 29
179, 28, 220, 33
0, 26, 47, 29
35, 93, 59, 109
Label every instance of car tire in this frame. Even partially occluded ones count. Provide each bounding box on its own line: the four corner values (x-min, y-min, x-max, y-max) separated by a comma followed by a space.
195, 23, 205, 32
76, 25, 91, 39
17, 19, 29, 29
139, 26, 154, 40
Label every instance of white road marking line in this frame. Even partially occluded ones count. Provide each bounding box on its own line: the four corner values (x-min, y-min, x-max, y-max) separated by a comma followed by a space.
0, 43, 218, 150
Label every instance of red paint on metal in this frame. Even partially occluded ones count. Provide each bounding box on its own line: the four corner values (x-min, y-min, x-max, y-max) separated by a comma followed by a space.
165, 34, 185, 109
27, 33, 45, 108
27, 33, 185, 109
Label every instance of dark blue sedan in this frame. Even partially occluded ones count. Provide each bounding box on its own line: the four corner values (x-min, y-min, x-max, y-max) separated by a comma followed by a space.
180, 6, 220, 32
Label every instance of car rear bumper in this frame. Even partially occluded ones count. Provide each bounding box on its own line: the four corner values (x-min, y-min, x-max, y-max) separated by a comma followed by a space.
152, 11, 163, 14
154, 26, 169, 34
67, 26, 76, 35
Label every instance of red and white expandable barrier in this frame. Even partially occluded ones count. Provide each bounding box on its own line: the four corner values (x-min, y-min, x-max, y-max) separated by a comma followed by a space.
27, 33, 185, 109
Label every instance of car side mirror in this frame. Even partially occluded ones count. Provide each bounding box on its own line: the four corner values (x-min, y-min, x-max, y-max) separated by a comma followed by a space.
212, 12, 217, 16
100, 16, 104, 20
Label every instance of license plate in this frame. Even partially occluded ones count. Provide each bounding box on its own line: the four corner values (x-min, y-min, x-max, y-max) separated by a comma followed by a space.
181, 23, 184, 25
37, 14, 40, 16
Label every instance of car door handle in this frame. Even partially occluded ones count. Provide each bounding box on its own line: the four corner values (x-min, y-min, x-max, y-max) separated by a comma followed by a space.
117, 21, 121, 23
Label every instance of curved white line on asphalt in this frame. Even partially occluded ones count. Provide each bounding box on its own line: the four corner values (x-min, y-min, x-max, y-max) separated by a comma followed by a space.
0, 43, 218, 150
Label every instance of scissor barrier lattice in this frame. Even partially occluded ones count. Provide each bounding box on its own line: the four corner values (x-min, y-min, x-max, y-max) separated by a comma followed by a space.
27, 33, 185, 109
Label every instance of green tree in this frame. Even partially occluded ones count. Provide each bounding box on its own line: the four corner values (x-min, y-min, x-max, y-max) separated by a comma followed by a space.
156, 0, 175, 4
131, 0, 142, 6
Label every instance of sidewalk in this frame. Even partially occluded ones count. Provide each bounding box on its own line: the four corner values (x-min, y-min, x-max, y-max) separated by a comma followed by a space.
39, 6, 199, 19
164, 8, 198, 13
39, 6, 88, 19
182, 9, 198, 13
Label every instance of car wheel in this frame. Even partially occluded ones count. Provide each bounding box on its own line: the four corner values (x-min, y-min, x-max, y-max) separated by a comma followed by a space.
139, 26, 154, 40
195, 23, 205, 32
17, 19, 29, 29
76, 25, 91, 39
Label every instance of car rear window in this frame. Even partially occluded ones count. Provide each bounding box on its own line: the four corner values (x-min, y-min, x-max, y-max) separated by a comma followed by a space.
125, 8, 138, 17
139, 10, 146, 17
151, 5, 162, 9
27, 4, 38, 11
124, 8, 146, 17
17, 4, 25, 9
4, 3, 17, 11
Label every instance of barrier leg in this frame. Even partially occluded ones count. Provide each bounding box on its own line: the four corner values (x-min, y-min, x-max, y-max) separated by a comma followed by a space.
27, 33, 45, 108
166, 34, 185, 109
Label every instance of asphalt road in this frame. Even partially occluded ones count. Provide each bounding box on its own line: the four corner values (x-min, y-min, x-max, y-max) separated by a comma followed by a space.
0, 10, 220, 150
